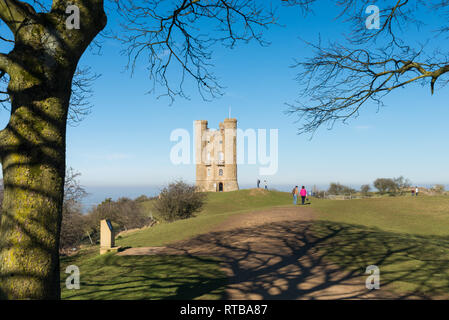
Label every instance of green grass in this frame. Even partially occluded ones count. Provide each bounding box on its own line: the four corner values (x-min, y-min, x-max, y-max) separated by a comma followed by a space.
118, 189, 291, 248
311, 196, 449, 236
62, 191, 449, 299
310, 196, 449, 297
199, 189, 291, 216
61, 189, 291, 300
61, 248, 227, 300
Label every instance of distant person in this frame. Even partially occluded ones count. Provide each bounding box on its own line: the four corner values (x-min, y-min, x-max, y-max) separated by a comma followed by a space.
292, 186, 299, 205
264, 180, 268, 190
300, 186, 307, 205
415, 186, 419, 196
257, 179, 260, 188
411, 188, 415, 196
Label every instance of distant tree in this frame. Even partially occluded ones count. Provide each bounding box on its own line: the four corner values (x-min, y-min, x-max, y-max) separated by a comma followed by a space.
393, 176, 412, 195
374, 178, 397, 195
60, 168, 88, 253
86, 197, 151, 240
432, 184, 445, 194
135, 195, 149, 202
116, 198, 152, 230
153, 180, 207, 222
374, 176, 411, 195
328, 182, 355, 195
361, 184, 371, 196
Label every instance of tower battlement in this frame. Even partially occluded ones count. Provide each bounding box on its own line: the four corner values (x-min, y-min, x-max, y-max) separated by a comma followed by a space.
194, 118, 239, 192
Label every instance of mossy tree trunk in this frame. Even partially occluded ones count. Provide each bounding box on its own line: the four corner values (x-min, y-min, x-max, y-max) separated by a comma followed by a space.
0, 0, 106, 299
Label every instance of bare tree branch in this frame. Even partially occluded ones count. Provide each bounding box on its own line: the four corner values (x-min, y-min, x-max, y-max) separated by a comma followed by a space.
69, 66, 101, 126
111, 0, 279, 102
289, 0, 449, 134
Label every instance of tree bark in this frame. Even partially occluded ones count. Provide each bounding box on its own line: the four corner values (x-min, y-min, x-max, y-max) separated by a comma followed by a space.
0, 90, 68, 299
0, 0, 106, 299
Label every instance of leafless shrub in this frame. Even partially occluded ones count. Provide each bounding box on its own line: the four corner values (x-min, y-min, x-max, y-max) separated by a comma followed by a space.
373, 178, 397, 195
86, 197, 153, 241
431, 184, 445, 194
373, 176, 411, 195
361, 184, 371, 196
153, 180, 207, 222
60, 168, 88, 253
328, 182, 355, 195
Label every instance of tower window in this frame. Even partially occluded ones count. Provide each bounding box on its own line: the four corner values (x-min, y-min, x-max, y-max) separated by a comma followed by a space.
219, 169, 223, 176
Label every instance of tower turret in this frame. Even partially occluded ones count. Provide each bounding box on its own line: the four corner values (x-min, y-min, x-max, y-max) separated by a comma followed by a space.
194, 118, 239, 192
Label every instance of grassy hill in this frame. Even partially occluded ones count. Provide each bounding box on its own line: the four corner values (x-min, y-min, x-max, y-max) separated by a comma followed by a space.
312, 196, 449, 236
61, 250, 227, 300
310, 196, 449, 297
117, 188, 291, 247
61, 190, 449, 299
61, 189, 291, 300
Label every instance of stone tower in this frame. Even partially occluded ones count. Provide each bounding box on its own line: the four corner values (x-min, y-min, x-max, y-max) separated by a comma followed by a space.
195, 118, 239, 192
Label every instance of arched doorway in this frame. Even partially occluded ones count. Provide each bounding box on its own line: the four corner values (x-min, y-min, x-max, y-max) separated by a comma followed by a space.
218, 182, 223, 192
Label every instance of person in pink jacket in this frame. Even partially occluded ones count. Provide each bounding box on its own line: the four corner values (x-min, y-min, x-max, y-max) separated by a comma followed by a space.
300, 186, 307, 205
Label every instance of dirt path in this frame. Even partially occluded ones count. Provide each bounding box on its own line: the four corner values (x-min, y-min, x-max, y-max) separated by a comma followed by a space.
118, 206, 409, 299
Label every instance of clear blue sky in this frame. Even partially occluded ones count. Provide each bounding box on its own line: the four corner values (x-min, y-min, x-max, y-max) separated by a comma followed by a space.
1, 2, 448, 191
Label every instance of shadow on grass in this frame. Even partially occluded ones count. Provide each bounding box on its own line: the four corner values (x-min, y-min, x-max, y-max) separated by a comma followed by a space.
161, 220, 449, 299
62, 219, 449, 300
60, 253, 227, 300
311, 221, 449, 298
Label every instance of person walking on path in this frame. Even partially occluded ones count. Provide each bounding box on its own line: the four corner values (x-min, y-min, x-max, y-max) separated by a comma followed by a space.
300, 186, 307, 205
257, 179, 260, 189
264, 180, 268, 190
415, 186, 419, 196
292, 186, 299, 205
